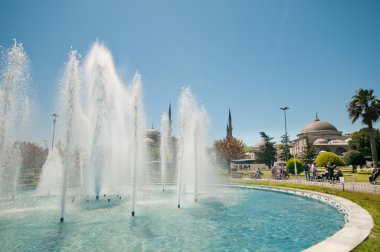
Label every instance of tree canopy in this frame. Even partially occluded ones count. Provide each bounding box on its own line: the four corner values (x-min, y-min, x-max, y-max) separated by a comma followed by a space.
347, 88, 380, 166
343, 150, 366, 170
315, 152, 345, 167
349, 128, 380, 159
255, 132, 276, 167
213, 137, 246, 170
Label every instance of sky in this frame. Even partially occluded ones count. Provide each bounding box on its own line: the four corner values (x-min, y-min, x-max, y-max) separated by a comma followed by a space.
1, 0, 379, 146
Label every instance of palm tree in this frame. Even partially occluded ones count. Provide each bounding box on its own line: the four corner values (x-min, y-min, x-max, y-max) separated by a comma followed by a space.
347, 89, 380, 167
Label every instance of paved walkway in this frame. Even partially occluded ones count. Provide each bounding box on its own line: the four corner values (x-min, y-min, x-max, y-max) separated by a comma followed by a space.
239, 178, 380, 194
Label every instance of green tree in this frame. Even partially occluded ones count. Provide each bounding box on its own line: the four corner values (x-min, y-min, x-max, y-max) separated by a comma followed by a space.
349, 128, 380, 159
300, 138, 317, 163
342, 150, 366, 173
17, 141, 48, 186
315, 152, 345, 167
279, 133, 291, 161
213, 137, 246, 172
255, 132, 276, 167
347, 88, 380, 167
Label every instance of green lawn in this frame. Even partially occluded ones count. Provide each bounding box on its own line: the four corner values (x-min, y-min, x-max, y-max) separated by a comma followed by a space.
232, 179, 380, 252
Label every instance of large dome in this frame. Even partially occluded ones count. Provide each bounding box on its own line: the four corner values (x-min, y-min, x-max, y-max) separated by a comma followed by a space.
300, 119, 338, 134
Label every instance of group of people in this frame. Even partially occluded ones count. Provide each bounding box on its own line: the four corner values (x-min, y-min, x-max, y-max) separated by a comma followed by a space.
271, 165, 290, 180
302, 162, 343, 181
321, 163, 343, 181
301, 162, 318, 180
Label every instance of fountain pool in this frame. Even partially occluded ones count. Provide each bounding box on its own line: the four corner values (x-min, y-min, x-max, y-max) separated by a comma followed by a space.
0, 186, 344, 251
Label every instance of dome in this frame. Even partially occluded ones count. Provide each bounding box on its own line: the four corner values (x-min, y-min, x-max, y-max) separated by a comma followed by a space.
144, 138, 155, 143
313, 138, 328, 144
146, 128, 160, 135
253, 140, 265, 148
345, 138, 352, 143
300, 119, 338, 134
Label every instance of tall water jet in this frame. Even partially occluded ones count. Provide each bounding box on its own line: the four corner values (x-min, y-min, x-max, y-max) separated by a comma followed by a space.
176, 88, 211, 207
130, 73, 145, 216
36, 148, 63, 195
58, 50, 82, 222
160, 114, 171, 192
85, 42, 123, 198
84, 42, 146, 203
0, 40, 30, 196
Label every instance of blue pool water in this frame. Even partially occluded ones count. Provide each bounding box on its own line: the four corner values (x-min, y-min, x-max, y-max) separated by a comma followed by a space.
0, 186, 344, 251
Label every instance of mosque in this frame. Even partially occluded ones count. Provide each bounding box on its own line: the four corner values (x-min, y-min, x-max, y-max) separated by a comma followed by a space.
290, 115, 351, 157
145, 104, 171, 148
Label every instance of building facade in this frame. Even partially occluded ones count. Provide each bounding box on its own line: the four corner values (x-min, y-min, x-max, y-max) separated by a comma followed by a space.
291, 116, 350, 157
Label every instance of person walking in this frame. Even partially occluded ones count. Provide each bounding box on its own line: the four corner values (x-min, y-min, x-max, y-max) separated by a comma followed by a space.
311, 162, 317, 179
302, 162, 310, 181
327, 162, 334, 180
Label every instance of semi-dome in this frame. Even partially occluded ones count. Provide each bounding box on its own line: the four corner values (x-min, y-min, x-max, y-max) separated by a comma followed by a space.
300, 119, 338, 134
345, 138, 352, 143
328, 140, 348, 145
313, 138, 328, 144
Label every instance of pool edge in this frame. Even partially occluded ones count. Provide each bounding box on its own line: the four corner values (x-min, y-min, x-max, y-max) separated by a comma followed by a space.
226, 184, 374, 252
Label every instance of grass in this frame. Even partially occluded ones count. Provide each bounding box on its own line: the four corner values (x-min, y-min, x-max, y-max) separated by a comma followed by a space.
232, 179, 380, 252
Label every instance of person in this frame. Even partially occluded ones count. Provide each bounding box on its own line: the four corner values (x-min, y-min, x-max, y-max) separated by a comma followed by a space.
254, 167, 263, 178
271, 165, 277, 179
282, 167, 290, 179
369, 168, 380, 184
321, 168, 329, 180
302, 162, 310, 180
333, 167, 343, 180
311, 162, 317, 179
327, 162, 334, 180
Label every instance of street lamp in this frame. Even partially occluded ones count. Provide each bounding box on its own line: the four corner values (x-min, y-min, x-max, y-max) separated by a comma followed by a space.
51, 113, 59, 149
280, 107, 289, 161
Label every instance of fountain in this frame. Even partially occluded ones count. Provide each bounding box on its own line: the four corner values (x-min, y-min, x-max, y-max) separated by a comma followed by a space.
0, 40, 31, 197
160, 115, 169, 192
0, 41, 348, 251
176, 88, 211, 207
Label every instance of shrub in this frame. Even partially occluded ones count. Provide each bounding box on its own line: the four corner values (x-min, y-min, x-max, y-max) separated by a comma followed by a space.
315, 152, 345, 167
286, 158, 303, 174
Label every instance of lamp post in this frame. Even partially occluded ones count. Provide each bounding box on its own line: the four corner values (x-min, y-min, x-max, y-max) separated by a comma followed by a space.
51, 113, 59, 149
280, 107, 289, 161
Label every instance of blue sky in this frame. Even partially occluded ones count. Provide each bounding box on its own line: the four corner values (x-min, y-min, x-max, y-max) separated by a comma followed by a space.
1, 0, 379, 146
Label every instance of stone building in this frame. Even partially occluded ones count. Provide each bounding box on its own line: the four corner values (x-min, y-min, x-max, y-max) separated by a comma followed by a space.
291, 115, 350, 157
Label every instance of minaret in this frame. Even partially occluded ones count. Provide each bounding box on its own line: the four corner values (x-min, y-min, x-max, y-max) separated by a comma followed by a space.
226, 109, 233, 139
168, 103, 172, 137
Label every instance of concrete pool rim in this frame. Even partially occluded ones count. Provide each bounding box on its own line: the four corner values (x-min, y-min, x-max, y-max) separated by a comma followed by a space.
226, 184, 374, 252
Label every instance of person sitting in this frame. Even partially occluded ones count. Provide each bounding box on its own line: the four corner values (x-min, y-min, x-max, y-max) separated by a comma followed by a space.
252, 168, 263, 179
255, 168, 263, 176
282, 167, 290, 179
369, 168, 380, 184
321, 168, 329, 180
333, 167, 343, 180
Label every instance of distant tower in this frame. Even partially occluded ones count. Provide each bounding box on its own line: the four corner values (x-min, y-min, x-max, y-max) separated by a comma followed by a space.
226, 109, 233, 139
